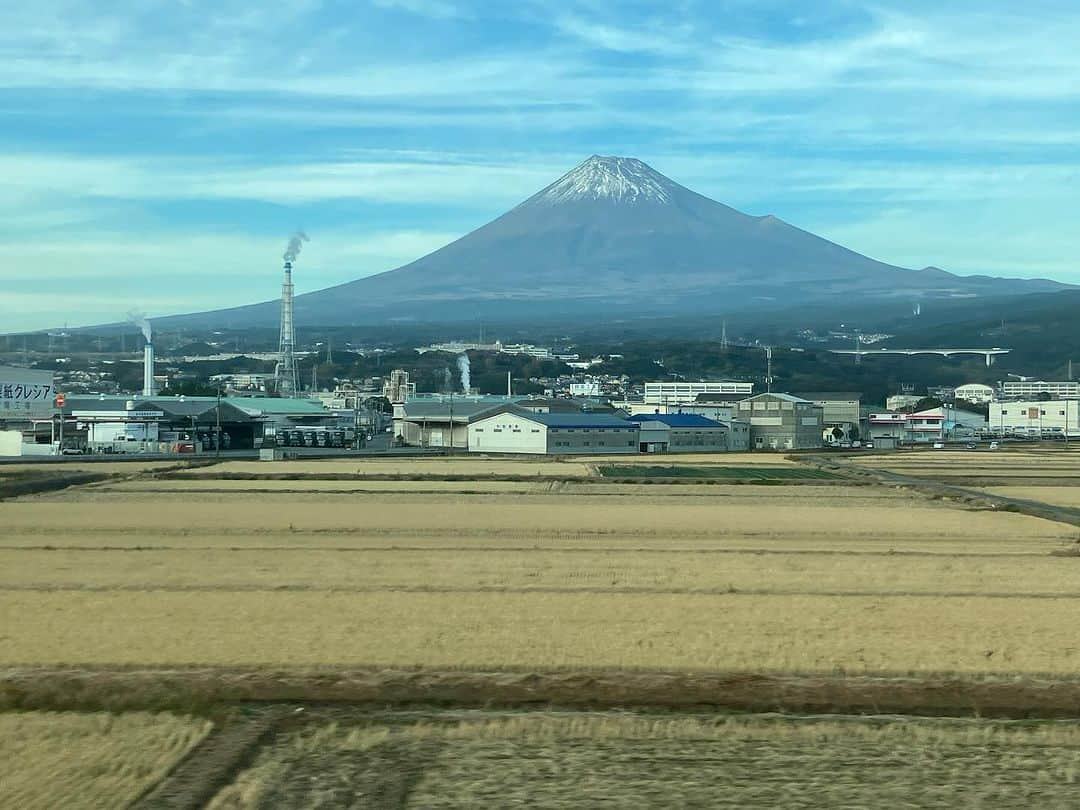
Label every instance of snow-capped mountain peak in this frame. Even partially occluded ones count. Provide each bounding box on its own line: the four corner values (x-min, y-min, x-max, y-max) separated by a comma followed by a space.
526, 155, 675, 205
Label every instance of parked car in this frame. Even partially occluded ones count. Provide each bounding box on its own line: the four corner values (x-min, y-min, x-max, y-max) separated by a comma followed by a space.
933, 442, 945, 449
989, 441, 1000, 450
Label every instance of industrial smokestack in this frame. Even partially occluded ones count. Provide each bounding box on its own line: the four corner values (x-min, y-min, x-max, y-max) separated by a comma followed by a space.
275, 231, 308, 397
127, 308, 155, 397
143, 342, 155, 397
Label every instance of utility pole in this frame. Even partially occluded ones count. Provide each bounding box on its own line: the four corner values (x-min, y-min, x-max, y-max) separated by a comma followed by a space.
765, 347, 773, 393
215, 386, 222, 459
353, 394, 361, 451
448, 392, 454, 455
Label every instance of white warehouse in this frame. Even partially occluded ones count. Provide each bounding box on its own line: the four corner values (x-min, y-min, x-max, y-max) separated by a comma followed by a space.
468, 410, 638, 454
995, 400, 1080, 437
644, 380, 753, 405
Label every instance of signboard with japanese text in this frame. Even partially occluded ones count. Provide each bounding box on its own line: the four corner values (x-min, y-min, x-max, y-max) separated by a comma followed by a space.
0, 366, 56, 419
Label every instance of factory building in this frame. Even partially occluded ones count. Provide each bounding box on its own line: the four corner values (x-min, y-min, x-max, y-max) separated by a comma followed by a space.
468, 409, 638, 455
59, 395, 334, 453
794, 392, 862, 443
644, 380, 753, 405
627, 413, 733, 453
1001, 380, 1080, 400
994, 400, 1080, 437
394, 395, 518, 449
953, 383, 996, 405
737, 393, 824, 450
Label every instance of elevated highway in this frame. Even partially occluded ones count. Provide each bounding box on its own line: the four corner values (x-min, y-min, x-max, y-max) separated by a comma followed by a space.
830, 347, 1010, 367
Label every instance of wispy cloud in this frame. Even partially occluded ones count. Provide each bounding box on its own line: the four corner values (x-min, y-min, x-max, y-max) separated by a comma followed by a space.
551, 14, 692, 55
4, 1, 1080, 329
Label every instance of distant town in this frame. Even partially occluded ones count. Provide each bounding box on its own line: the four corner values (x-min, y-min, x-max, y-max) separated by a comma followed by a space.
3, 326, 1076, 459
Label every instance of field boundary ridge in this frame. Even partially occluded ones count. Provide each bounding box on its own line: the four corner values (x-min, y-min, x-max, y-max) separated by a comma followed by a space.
4, 668, 1080, 719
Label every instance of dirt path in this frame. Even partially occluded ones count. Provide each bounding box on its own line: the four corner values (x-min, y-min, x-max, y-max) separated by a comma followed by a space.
132, 707, 295, 810
802, 454, 1080, 531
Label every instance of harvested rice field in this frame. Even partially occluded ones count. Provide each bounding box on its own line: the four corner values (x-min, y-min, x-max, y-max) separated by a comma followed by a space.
981, 486, 1080, 508
847, 447, 1080, 485
1, 455, 1077, 675
6, 451, 1080, 806
0, 711, 211, 810
208, 711, 1080, 809
177, 458, 597, 478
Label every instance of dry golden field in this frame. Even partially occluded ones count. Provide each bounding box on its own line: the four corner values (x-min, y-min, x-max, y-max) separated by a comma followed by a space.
0, 711, 211, 810
982, 486, 1080, 508
208, 712, 1080, 809
848, 447, 1080, 483
0, 460, 182, 476
179, 458, 597, 478
2, 455, 1078, 675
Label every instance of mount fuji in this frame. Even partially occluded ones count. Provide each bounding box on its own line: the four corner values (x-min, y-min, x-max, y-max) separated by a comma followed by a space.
159, 155, 1067, 328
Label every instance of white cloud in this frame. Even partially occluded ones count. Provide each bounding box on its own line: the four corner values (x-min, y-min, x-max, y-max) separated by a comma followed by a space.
551, 15, 691, 55
0, 226, 464, 331
0, 153, 563, 207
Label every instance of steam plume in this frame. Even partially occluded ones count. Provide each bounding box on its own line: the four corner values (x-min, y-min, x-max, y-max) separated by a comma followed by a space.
457, 354, 471, 393
127, 309, 152, 343
283, 230, 309, 263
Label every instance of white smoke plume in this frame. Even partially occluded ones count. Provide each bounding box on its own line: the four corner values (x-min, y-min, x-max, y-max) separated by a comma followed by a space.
457, 354, 471, 393
127, 309, 152, 343
283, 230, 309, 263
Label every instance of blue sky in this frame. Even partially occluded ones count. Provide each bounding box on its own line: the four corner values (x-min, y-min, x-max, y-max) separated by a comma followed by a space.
4, 0, 1080, 331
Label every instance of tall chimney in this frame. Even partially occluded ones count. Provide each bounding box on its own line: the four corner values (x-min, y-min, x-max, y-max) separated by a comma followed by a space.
275, 259, 299, 397
143, 341, 155, 397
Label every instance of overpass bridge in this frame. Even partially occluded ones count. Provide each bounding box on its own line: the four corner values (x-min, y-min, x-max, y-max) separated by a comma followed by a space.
830, 347, 1010, 367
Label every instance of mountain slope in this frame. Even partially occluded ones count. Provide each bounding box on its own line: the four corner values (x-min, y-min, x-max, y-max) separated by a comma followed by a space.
157, 156, 1068, 328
